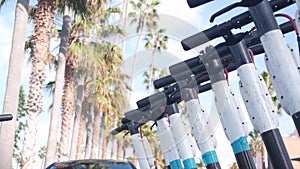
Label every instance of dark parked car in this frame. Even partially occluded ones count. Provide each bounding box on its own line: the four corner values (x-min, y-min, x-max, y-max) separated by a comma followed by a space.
46, 159, 137, 169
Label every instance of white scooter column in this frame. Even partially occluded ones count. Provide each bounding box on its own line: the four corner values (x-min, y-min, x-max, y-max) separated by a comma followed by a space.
131, 133, 155, 169
165, 103, 198, 169
157, 116, 183, 169
249, 0, 300, 137
182, 87, 221, 169
238, 64, 279, 133
227, 38, 293, 169
201, 49, 255, 169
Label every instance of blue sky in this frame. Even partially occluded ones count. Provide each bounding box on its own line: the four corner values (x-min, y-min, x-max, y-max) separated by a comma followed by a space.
0, 0, 299, 168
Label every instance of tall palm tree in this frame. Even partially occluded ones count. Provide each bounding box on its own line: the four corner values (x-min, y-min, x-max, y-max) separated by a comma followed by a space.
128, 0, 160, 99
58, 0, 123, 160
20, 0, 88, 166
93, 42, 127, 159
69, 68, 85, 160
144, 27, 168, 94
58, 13, 94, 161
20, 1, 55, 168
85, 101, 94, 159
76, 94, 89, 159
44, 6, 71, 167
0, 0, 29, 168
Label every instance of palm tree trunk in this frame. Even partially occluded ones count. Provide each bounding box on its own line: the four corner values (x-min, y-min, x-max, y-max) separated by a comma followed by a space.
45, 54, 66, 165
121, 0, 129, 53
76, 96, 88, 159
90, 106, 102, 158
132, 149, 138, 166
128, 26, 144, 100
101, 134, 109, 159
98, 111, 105, 158
148, 48, 156, 94
20, 0, 54, 168
0, 0, 29, 168
116, 139, 123, 160
59, 52, 76, 161
45, 6, 71, 167
84, 103, 94, 159
110, 115, 119, 159
69, 73, 85, 160
262, 144, 266, 169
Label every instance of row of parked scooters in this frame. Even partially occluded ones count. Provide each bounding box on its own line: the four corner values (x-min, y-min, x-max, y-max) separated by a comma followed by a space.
112, 0, 300, 169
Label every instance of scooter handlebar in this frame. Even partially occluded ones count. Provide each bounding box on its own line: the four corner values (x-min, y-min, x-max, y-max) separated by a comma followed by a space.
0, 114, 13, 122
187, 0, 214, 8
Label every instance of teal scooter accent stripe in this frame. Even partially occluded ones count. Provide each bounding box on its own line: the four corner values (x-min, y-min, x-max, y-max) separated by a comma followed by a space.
231, 136, 250, 154
183, 158, 197, 169
202, 150, 219, 165
170, 159, 183, 169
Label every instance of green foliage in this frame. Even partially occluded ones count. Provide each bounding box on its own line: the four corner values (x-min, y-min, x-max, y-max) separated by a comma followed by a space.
13, 86, 27, 165
38, 146, 47, 159
261, 71, 282, 115
249, 130, 262, 158
24, 36, 34, 60
143, 67, 168, 90
28, 5, 37, 22
129, 0, 160, 33
230, 162, 239, 169
0, 0, 4, 9
144, 28, 168, 52
55, 0, 91, 19
197, 158, 206, 168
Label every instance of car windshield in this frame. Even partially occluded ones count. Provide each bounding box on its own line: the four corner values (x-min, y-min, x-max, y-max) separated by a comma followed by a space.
48, 160, 136, 169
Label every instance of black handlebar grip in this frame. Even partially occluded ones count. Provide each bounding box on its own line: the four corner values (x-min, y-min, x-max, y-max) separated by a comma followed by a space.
136, 92, 166, 108
182, 0, 295, 51
181, 27, 218, 51
198, 83, 212, 93
124, 110, 140, 122
0, 114, 13, 122
111, 124, 127, 136
153, 76, 176, 89
187, 0, 214, 8
121, 117, 130, 124
169, 56, 200, 75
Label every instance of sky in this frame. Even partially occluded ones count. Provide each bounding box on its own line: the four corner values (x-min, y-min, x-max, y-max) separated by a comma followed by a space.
0, 0, 299, 169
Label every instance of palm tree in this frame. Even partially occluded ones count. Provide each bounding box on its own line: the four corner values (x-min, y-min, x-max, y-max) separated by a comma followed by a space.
20, 1, 55, 168
230, 162, 239, 169
261, 71, 282, 115
249, 130, 263, 167
20, 0, 88, 166
0, 0, 29, 168
143, 68, 168, 90
58, 12, 92, 162
128, 0, 160, 99
69, 69, 85, 160
93, 42, 128, 159
58, 1, 124, 160
44, 6, 71, 167
144, 27, 168, 94
76, 94, 89, 159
